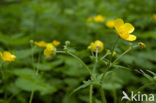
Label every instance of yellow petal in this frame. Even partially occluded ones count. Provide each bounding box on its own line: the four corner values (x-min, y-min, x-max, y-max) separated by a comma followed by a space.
121, 23, 135, 33
126, 34, 136, 41
93, 15, 105, 22
114, 18, 124, 28
34, 41, 47, 48
106, 20, 115, 28
0, 51, 16, 62
52, 40, 60, 46
44, 44, 56, 58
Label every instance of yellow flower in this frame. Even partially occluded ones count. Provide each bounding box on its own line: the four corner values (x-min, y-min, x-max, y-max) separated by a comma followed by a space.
114, 18, 136, 41
52, 40, 60, 47
44, 44, 56, 58
34, 41, 47, 48
106, 20, 115, 28
0, 51, 16, 62
87, 17, 94, 26
88, 40, 104, 53
152, 14, 156, 20
112, 51, 117, 56
138, 42, 146, 48
93, 15, 105, 22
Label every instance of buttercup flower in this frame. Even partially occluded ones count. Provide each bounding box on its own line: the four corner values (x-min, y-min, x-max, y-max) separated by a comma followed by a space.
34, 41, 47, 48
52, 40, 60, 47
88, 40, 104, 53
114, 18, 136, 41
93, 15, 105, 22
0, 51, 16, 62
106, 20, 115, 28
152, 14, 156, 20
138, 42, 146, 48
44, 44, 56, 58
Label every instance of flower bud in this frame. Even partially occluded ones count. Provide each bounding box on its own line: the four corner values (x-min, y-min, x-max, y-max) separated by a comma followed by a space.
65, 41, 70, 46
138, 42, 146, 48
29, 40, 34, 44
112, 51, 117, 57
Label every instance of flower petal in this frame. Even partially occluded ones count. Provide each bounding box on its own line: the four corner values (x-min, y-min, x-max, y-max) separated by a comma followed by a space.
122, 23, 135, 33
126, 34, 136, 41
114, 18, 124, 28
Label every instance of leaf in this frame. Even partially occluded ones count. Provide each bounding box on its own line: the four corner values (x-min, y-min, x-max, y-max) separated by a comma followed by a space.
146, 70, 156, 76
70, 80, 91, 96
33, 63, 52, 71
12, 68, 57, 95
102, 71, 123, 90
139, 69, 153, 81
138, 31, 156, 39
14, 47, 40, 59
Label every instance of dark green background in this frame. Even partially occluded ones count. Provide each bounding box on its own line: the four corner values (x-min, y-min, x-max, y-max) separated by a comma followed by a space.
0, 0, 156, 103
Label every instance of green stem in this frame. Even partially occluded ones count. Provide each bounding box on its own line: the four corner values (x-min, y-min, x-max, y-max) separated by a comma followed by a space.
101, 46, 135, 81
100, 50, 111, 60
100, 64, 111, 81
112, 90, 117, 103
112, 47, 132, 66
135, 82, 155, 93
31, 44, 36, 72
36, 50, 41, 75
111, 37, 120, 54
89, 85, 93, 103
56, 51, 95, 80
89, 49, 98, 103
99, 87, 107, 103
29, 91, 34, 103
93, 49, 98, 73
126, 82, 155, 103
1, 63, 8, 102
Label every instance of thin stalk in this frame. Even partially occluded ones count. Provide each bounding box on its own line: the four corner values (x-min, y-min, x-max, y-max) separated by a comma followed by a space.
30, 44, 36, 102
112, 90, 117, 103
111, 37, 120, 54
100, 38, 119, 81
100, 52, 111, 60
36, 50, 41, 75
99, 86, 107, 103
112, 47, 132, 66
126, 82, 155, 103
93, 49, 98, 73
1, 63, 8, 102
135, 82, 155, 93
30, 44, 35, 72
56, 51, 95, 80
29, 91, 34, 103
89, 85, 93, 103
101, 46, 134, 81
89, 49, 98, 103
100, 64, 111, 81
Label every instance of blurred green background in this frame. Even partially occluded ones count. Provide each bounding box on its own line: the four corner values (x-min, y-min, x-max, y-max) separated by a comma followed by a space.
0, 0, 156, 103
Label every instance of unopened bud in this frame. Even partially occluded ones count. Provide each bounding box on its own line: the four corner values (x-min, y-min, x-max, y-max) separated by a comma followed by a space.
65, 41, 70, 46
138, 42, 146, 48
30, 40, 34, 44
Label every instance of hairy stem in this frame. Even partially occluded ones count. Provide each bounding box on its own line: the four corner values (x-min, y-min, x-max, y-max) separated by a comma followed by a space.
56, 51, 95, 80
89, 85, 93, 103
29, 91, 34, 103
99, 87, 107, 103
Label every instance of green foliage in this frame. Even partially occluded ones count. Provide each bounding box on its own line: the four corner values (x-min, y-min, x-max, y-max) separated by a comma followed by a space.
0, 0, 156, 103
